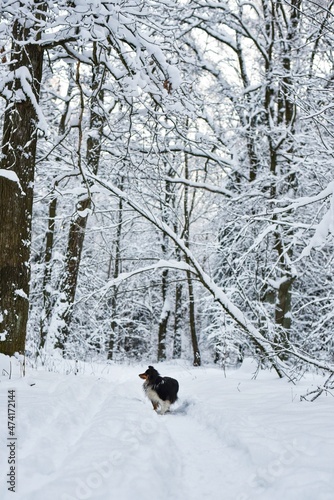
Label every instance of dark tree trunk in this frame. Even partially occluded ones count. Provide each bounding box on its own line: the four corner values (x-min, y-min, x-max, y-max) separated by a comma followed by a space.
0, 8, 45, 355
39, 67, 74, 351
183, 151, 201, 366
172, 281, 183, 358
157, 172, 175, 361
260, 0, 300, 353
275, 277, 294, 331
157, 269, 170, 361
39, 195, 57, 350
186, 266, 201, 366
55, 62, 104, 350
54, 197, 91, 350
108, 180, 124, 360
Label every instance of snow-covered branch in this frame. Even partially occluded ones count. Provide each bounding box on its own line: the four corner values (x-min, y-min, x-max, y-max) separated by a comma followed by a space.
273, 181, 334, 214
102, 259, 196, 290
165, 176, 234, 198
88, 173, 290, 378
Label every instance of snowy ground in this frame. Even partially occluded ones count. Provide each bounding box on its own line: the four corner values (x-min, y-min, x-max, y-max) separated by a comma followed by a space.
0, 355, 333, 500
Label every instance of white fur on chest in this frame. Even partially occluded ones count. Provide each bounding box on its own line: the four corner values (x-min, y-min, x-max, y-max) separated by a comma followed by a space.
145, 386, 162, 404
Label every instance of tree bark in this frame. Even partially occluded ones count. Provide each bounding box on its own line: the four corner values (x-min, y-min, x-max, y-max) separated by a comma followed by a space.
157, 172, 175, 360
108, 178, 124, 359
39, 195, 57, 350
157, 269, 170, 361
55, 62, 104, 350
39, 67, 75, 351
0, 7, 45, 355
172, 281, 183, 358
183, 151, 201, 366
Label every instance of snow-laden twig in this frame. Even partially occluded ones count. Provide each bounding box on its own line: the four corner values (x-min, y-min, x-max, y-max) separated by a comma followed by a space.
300, 373, 334, 402
165, 176, 234, 198
264, 181, 334, 262
103, 259, 194, 288
273, 180, 334, 215
297, 193, 334, 259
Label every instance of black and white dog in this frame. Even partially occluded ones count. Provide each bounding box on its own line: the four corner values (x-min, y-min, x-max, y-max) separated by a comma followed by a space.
139, 366, 179, 414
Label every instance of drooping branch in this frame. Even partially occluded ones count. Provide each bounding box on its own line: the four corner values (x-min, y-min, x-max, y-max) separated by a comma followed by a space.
88, 173, 290, 378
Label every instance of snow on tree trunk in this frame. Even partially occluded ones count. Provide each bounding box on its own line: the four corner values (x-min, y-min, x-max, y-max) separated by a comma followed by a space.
55, 62, 104, 351
0, 7, 46, 355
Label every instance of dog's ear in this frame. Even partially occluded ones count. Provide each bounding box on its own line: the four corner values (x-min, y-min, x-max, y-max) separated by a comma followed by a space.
148, 365, 154, 370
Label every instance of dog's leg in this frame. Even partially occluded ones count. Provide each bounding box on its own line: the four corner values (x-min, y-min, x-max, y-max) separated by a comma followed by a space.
152, 401, 159, 411
159, 401, 171, 415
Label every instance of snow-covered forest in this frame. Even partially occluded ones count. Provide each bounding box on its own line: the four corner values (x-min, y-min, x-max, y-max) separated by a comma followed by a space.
1, 0, 334, 376
1, 2, 334, 498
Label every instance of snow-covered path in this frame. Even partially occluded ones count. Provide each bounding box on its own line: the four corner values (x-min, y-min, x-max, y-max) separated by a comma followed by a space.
0, 358, 333, 500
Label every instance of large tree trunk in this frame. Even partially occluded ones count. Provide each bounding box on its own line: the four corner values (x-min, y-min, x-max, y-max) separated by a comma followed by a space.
54, 197, 91, 351
271, 0, 299, 348
0, 8, 45, 355
55, 62, 104, 350
39, 67, 75, 351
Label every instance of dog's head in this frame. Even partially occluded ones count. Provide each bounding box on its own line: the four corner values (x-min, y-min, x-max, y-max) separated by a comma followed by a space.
139, 365, 159, 381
